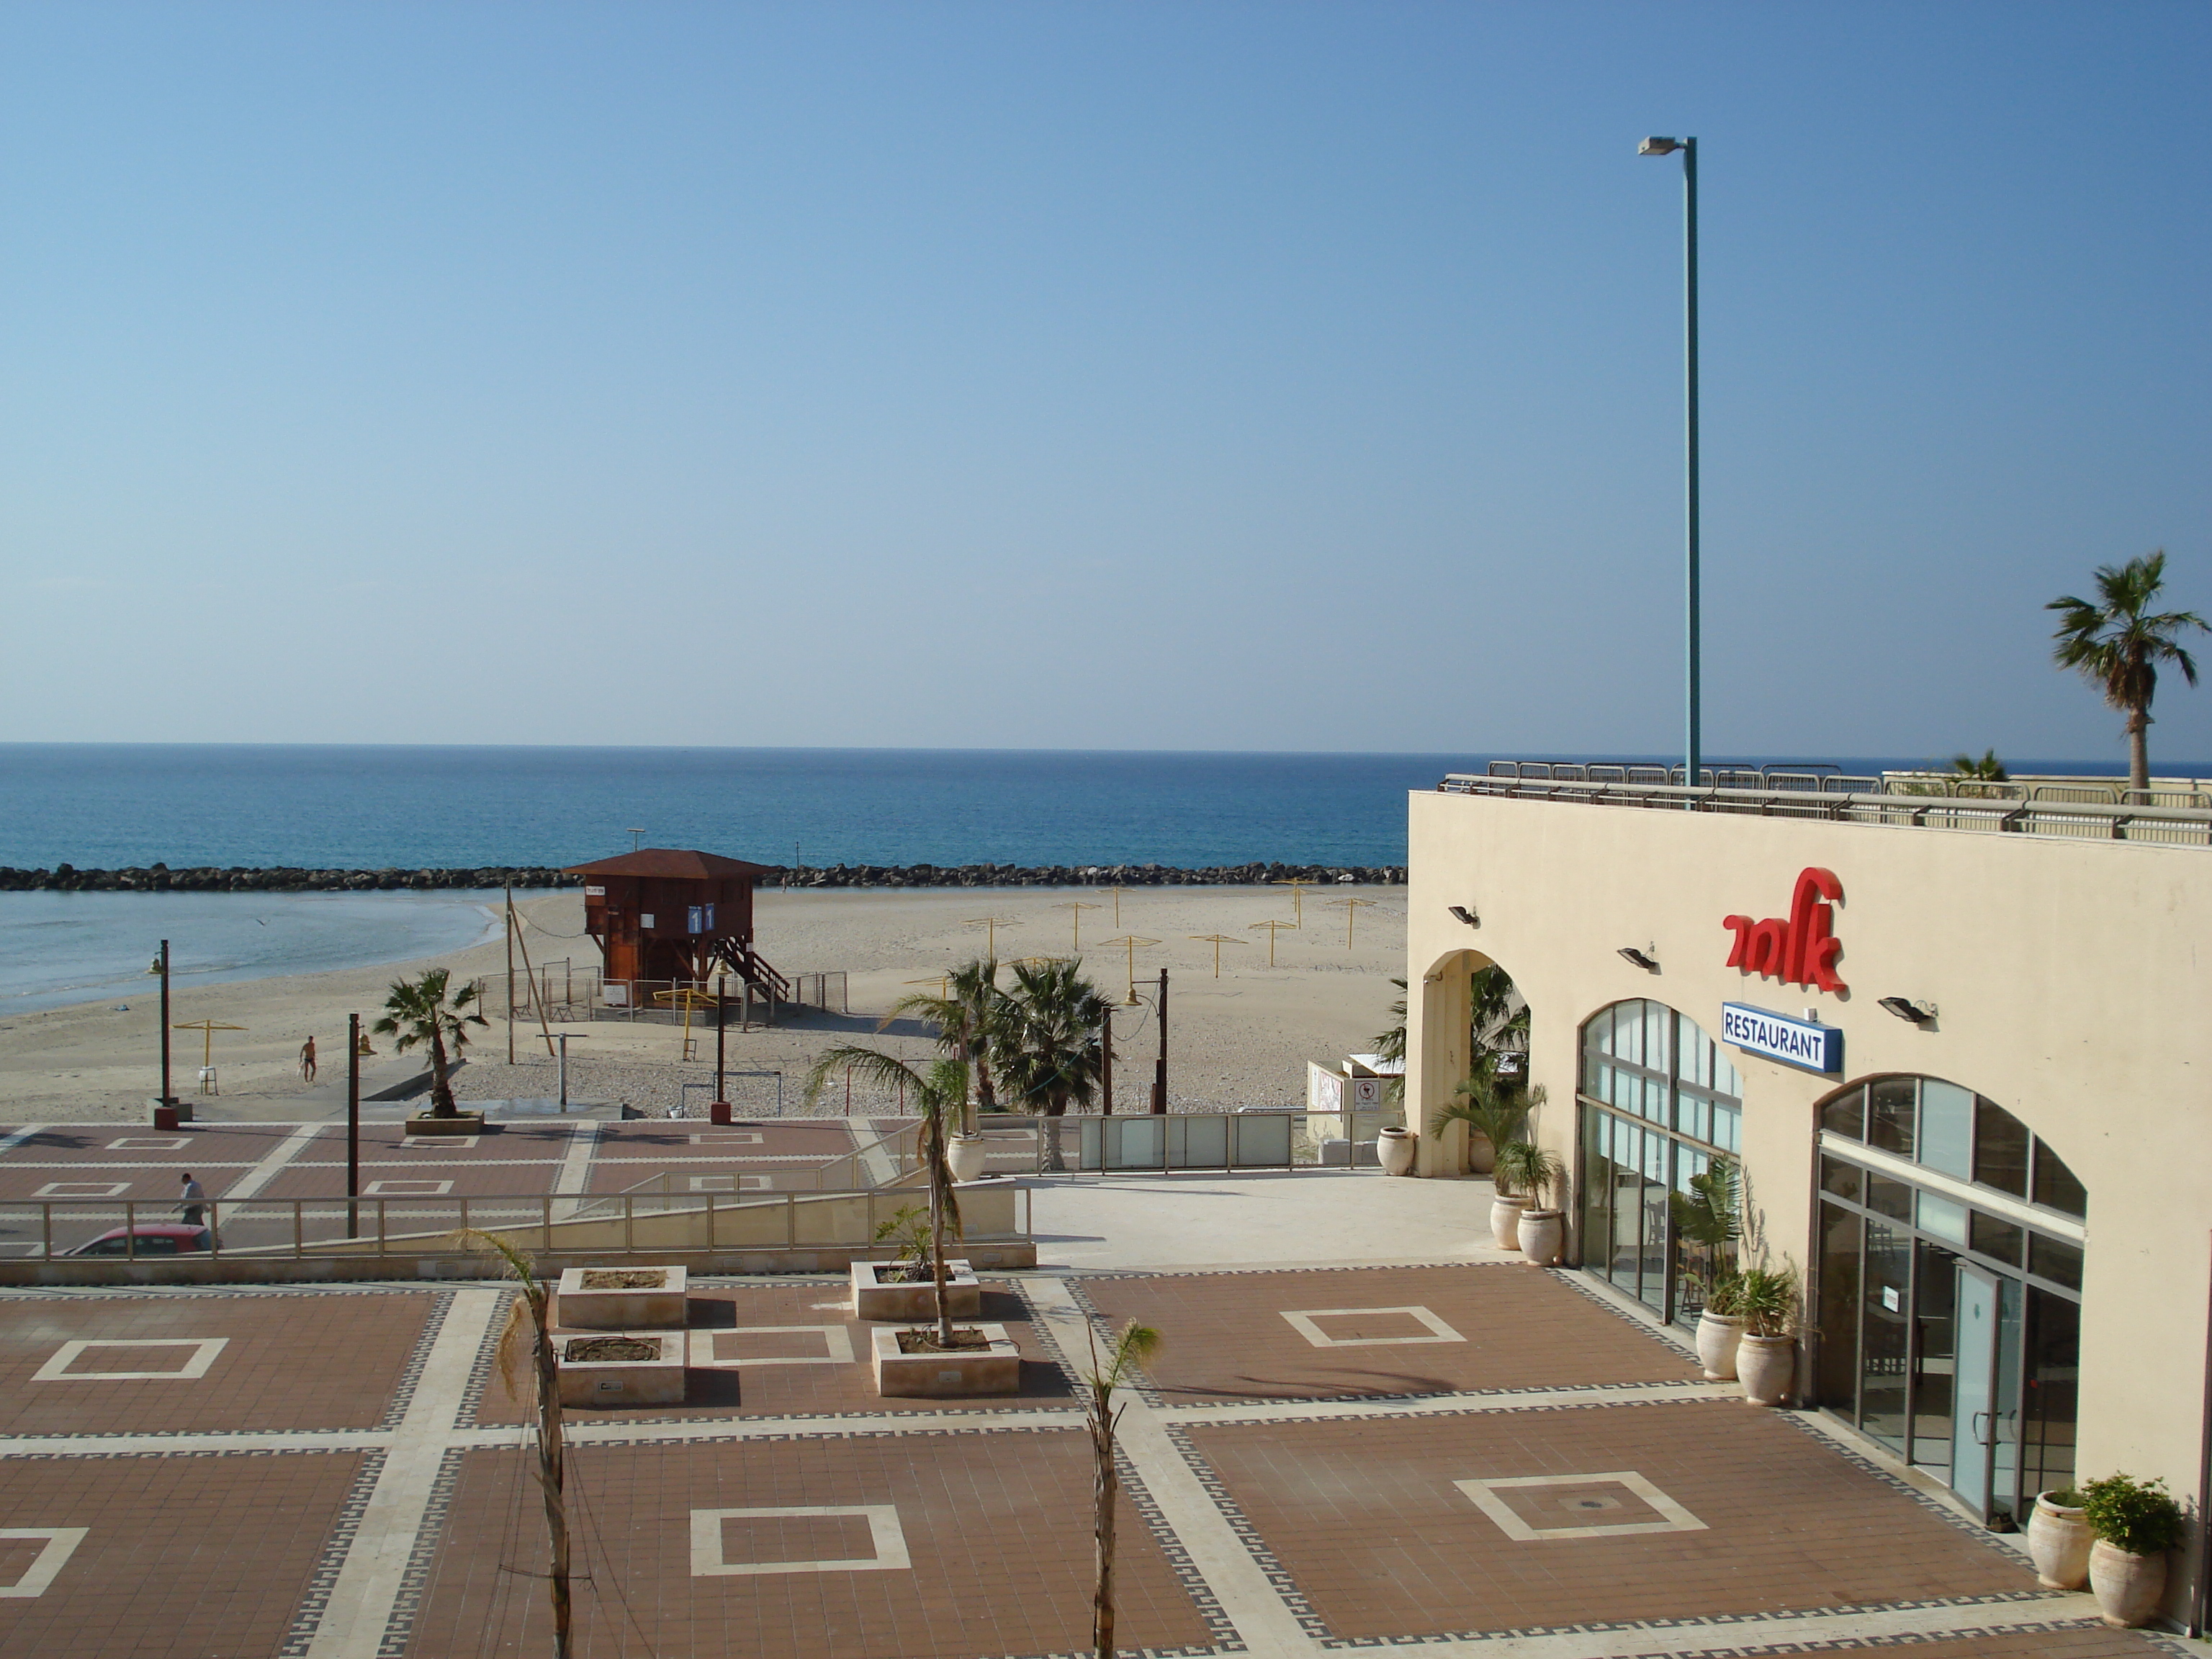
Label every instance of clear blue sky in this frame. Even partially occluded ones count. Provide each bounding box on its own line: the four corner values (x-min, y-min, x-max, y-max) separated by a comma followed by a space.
4, 1, 2207, 766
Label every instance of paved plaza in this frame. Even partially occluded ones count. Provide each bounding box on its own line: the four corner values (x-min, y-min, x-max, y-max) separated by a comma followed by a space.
0, 1250, 2190, 1659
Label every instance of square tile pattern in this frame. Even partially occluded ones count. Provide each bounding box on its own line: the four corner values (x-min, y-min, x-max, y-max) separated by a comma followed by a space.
1082, 1264, 1702, 1400
1456, 1470, 1707, 1540
32, 1338, 230, 1382
403, 1433, 1213, 1659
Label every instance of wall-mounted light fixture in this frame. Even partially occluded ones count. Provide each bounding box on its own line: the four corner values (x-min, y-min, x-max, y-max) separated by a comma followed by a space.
1876, 996, 1937, 1024
1617, 945, 1659, 971
1448, 905, 1479, 927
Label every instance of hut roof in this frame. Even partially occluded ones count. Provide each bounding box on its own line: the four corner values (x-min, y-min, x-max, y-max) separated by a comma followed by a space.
564, 849, 773, 881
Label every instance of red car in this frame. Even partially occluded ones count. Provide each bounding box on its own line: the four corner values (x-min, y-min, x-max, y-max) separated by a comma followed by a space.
63, 1223, 215, 1257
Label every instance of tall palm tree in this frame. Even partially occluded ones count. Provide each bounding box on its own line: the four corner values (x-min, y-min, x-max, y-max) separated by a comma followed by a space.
999, 958, 1110, 1171
372, 968, 487, 1118
2048, 552, 2208, 793
886, 958, 1011, 1133
802, 1047, 966, 1344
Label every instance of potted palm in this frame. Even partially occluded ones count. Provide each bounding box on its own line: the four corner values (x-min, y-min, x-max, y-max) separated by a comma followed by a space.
1732, 1262, 1799, 1405
1429, 1070, 1539, 1178
2081, 1473, 2185, 1627
1697, 1272, 1746, 1382
1495, 1140, 1565, 1265
2026, 1485, 2091, 1591
374, 968, 489, 1134
1673, 1159, 1743, 1378
887, 958, 1010, 1179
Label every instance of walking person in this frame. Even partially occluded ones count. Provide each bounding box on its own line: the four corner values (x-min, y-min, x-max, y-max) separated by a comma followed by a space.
178, 1172, 207, 1228
300, 1035, 318, 1083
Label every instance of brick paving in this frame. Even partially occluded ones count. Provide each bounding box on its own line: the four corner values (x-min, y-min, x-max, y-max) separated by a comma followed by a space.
1082, 1264, 1702, 1401
1186, 1399, 2037, 1639
0, 1447, 369, 1658
403, 1432, 1215, 1659
0, 1290, 437, 1434
0, 1260, 2177, 1659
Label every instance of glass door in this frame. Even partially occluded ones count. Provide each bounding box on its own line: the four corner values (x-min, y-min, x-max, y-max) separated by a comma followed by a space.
1951, 1264, 2002, 1521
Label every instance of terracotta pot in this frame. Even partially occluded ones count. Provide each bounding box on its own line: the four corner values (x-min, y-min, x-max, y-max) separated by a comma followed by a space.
1517, 1208, 1563, 1266
1465, 1131, 1497, 1175
2026, 1493, 2092, 1591
947, 1136, 989, 1183
2089, 1539, 2167, 1629
1488, 1196, 1529, 1251
1694, 1311, 1744, 1380
1377, 1127, 1417, 1177
1735, 1333, 1795, 1406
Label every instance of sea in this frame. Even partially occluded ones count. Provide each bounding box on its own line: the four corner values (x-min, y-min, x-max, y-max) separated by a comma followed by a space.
0, 744, 2175, 1013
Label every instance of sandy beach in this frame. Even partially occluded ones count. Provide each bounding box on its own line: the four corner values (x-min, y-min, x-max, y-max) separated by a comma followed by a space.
0, 884, 1406, 1121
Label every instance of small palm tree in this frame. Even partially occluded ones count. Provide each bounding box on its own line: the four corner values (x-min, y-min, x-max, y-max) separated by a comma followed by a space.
458, 1228, 572, 1658
2048, 552, 2208, 792
372, 968, 487, 1118
1469, 963, 1529, 1073
1371, 979, 1407, 1110
999, 958, 1110, 1171
1950, 749, 2008, 783
887, 958, 1012, 1133
1430, 1073, 1545, 1169
803, 1046, 966, 1345
1084, 1318, 1161, 1659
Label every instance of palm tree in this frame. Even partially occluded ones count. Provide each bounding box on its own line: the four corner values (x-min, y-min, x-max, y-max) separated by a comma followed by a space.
999, 958, 1110, 1171
2048, 552, 2208, 793
1370, 979, 1407, 1110
1951, 749, 2008, 783
1431, 1074, 1546, 1172
372, 967, 487, 1118
1084, 1318, 1161, 1659
802, 1046, 966, 1345
1468, 963, 1528, 1075
886, 958, 1012, 1133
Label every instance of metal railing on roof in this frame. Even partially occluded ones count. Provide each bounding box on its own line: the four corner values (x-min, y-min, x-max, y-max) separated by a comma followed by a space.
1441, 770, 2212, 847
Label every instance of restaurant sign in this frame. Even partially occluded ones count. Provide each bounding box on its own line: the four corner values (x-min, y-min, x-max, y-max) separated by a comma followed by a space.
1722, 1002, 1843, 1075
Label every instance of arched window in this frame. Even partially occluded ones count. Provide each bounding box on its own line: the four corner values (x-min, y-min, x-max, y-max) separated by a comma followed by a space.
1812, 1074, 2085, 1529
1576, 1000, 1743, 1323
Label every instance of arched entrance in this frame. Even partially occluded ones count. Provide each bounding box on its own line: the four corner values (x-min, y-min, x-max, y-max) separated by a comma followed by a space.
1812, 1075, 2086, 1528
1414, 949, 1531, 1175
1574, 999, 1743, 1324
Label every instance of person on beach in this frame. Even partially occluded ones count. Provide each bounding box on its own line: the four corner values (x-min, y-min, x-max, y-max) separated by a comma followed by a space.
178, 1173, 207, 1228
300, 1035, 318, 1083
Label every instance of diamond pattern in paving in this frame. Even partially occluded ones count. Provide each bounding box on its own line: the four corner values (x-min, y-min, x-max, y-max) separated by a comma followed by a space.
1184, 1398, 2041, 1641
400, 1431, 1216, 1659
1082, 1264, 1701, 1401
468, 1282, 1076, 1424
0, 1290, 438, 1434
0, 1448, 369, 1658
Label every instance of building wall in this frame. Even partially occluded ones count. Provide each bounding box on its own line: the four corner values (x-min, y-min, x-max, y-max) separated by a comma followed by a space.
1406, 788, 2212, 1574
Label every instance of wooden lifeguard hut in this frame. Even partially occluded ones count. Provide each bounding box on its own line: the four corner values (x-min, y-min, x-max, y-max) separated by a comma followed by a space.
563, 849, 789, 1000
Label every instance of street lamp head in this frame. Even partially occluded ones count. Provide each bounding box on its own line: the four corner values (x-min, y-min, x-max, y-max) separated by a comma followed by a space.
1639, 136, 1682, 156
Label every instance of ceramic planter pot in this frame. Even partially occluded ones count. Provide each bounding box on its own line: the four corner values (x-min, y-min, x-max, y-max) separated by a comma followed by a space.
2026, 1493, 2092, 1591
1465, 1131, 1496, 1175
1735, 1334, 1795, 1406
1488, 1196, 1529, 1251
1694, 1311, 1744, 1380
1377, 1127, 1417, 1177
947, 1136, 989, 1183
1517, 1208, 1563, 1266
2089, 1539, 2167, 1629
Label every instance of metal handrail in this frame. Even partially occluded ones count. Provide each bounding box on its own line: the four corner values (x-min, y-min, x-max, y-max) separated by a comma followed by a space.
1438, 774, 2212, 846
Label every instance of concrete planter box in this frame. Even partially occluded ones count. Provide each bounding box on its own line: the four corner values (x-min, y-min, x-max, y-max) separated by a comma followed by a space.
850, 1260, 981, 1321
871, 1323, 1020, 1397
405, 1112, 486, 1137
557, 1331, 686, 1407
556, 1265, 689, 1329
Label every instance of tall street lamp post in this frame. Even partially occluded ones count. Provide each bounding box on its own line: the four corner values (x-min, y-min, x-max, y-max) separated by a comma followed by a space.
1640, 135, 1699, 789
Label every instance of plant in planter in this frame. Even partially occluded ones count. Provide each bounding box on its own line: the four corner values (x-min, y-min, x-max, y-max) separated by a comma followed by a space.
1669, 1156, 1740, 1303
998, 957, 1111, 1174
1696, 1271, 1747, 1382
2026, 1485, 2091, 1591
374, 967, 488, 1122
1430, 1072, 1542, 1177
1732, 1262, 1799, 1406
805, 1047, 969, 1346
2081, 1473, 2185, 1627
1494, 1139, 1565, 1265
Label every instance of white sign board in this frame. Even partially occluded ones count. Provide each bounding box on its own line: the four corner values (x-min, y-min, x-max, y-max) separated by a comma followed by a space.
1721, 1002, 1843, 1074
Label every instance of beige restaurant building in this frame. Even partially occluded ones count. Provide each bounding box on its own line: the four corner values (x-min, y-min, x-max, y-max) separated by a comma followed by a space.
1403, 765, 2212, 1619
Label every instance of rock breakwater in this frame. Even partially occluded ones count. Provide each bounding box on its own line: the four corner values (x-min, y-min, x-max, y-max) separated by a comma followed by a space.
0, 860, 1403, 894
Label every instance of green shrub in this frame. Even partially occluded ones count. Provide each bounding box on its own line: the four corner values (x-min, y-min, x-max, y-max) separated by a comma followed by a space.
1703, 1272, 1745, 1318
2080, 1474, 2185, 1556
1491, 1139, 1563, 1208
1734, 1263, 1799, 1339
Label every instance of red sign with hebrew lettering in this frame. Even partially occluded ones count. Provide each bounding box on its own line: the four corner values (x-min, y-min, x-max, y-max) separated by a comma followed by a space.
1723, 868, 1846, 994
